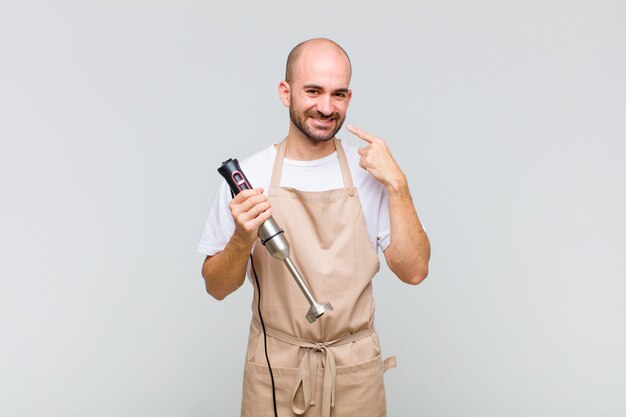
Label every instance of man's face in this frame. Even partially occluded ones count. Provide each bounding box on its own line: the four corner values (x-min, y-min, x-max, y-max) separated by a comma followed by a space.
286, 49, 352, 143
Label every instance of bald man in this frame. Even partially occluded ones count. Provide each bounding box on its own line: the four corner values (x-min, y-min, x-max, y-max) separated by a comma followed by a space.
197, 38, 430, 417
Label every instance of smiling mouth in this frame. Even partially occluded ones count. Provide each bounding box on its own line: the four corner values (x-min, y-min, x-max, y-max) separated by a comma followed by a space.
310, 117, 335, 126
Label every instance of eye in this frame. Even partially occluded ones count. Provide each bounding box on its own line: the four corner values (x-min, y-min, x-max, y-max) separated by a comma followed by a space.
306, 89, 319, 95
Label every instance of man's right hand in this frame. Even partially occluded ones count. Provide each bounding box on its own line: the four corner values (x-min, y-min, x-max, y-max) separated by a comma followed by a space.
202, 187, 272, 300
229, 188, 273, 246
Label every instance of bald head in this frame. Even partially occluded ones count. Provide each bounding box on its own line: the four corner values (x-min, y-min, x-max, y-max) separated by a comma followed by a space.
285, 38, 352, 84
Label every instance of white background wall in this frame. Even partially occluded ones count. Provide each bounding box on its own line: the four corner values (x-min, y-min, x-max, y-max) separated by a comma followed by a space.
1, 1, 625, 416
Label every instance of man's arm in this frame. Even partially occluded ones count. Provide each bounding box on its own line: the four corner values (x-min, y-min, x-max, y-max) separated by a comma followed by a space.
202, 188, 272, 300
382, 178, 430, 285
347, 125, 431, 285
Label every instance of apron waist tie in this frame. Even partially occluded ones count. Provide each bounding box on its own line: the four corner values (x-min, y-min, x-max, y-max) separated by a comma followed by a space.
253, 319, 374, 417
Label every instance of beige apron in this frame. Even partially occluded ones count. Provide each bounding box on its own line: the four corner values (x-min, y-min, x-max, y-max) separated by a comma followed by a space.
241, 138, 396, 417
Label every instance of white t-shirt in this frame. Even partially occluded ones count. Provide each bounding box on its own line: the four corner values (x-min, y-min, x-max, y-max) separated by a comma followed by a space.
196, 140, 390, 256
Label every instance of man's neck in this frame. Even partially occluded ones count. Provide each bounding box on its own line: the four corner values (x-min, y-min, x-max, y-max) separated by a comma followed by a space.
282, 124, 337, 161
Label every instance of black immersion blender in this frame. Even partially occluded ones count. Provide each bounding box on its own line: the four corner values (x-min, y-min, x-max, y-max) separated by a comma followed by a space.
218, 158, 333, 323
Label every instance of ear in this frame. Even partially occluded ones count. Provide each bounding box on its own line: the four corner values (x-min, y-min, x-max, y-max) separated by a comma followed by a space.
346, 89, 353, 104
278, 81, 291, 108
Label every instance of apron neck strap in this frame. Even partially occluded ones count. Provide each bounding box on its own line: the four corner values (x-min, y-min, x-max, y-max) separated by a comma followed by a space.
270, 138, 355, 192
334, 138, 355, 192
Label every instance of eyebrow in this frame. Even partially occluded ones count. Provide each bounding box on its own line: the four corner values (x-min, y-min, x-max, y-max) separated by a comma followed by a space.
302, 84, 350, 94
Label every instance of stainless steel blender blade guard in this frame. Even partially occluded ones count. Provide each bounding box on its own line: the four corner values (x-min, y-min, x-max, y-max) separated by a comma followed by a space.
306, 301, 334, 323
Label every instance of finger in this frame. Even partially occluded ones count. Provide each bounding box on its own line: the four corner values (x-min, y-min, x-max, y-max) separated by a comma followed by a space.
231, 187, 264, 204
244, 201, 271, 221
234, 202, 268, 225
232, 193, 268, 216
254, 206, 272, 226
357, 147, 366, 156
243, 206, 272, 232
358, 156, 368, 171
346, 124, 380, 144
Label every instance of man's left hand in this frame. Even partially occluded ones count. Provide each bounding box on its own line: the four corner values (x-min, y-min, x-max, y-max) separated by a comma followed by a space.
347, 124, 406, 190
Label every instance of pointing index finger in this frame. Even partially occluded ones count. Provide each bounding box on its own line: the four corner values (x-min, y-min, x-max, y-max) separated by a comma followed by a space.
346, 124, 378, 144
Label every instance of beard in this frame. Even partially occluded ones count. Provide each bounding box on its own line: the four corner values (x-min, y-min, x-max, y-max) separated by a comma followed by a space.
289, 107, 345, 143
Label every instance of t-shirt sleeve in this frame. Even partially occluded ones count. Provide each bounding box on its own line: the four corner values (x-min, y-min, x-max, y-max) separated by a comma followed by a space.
377, 187, 391, 252
196, 179, 235, 256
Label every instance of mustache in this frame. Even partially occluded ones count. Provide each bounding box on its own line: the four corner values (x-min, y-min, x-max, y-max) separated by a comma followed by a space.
308, 111, 339, 120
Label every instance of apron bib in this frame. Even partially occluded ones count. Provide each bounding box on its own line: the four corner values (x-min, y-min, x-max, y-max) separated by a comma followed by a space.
241, 138, 395, 417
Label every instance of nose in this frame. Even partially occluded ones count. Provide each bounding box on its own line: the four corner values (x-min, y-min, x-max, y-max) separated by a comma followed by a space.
317, 94, 333, 116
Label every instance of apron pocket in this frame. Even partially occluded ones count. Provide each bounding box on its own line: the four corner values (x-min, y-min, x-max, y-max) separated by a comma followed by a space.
332, 354, 388, 417
242, 361, 299, 417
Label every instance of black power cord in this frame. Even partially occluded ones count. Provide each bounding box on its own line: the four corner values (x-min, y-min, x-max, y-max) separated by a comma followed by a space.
250, 254, 278, 417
